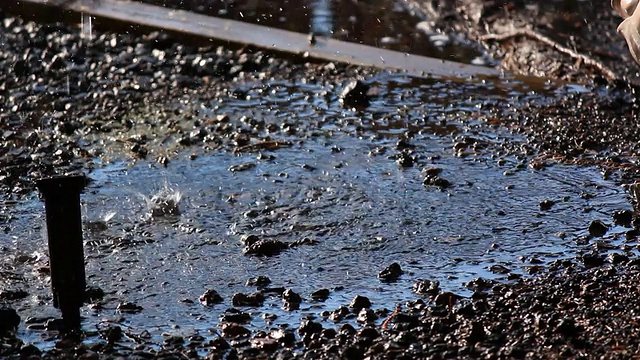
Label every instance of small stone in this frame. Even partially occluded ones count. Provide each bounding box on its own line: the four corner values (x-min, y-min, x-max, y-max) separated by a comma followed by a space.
311, 288, 330, 301
423, 175, 451, 189
0, 289, 28, 301
329, 306, 350, 322
608, 253, 629, 264
539, 199, 555, 211
250, 336, 278, 350
232, 292, 265, 307
116, 302, 143, 313
613, 209, 633, 227
0, 307, 20, 332
555, 317, 579, 337
246, 276, 271, 287
282, 289, 302, 303
488, 264, 511, 274
340, 80, 371, 108
298, 320, 323, 337
199, 289, 223, 306
349, 295, 371, 310
462, 321, 486, 344
378, 262, 403, 281
356, 308, 377, 323
434, 292, 462, 308
220, 308, 252, 323
270, 328, 296, 346
413, 280, 440, 295
220, 323, 251, 338
588, 220, 608, 237
84, 286, 105, 303
243, 239, 289, 256
240, 234, 260, 246
580, 253, 606, 268
395, 152, 414, 168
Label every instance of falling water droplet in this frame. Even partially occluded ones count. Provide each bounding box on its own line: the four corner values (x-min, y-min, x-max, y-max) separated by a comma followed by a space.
81, 12, 92, 41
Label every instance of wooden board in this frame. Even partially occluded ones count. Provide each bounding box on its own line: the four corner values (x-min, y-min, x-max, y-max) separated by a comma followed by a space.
8, 0, 502, 80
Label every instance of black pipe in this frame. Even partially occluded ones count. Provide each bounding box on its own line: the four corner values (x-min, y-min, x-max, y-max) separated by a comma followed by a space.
35, 175, 87, 331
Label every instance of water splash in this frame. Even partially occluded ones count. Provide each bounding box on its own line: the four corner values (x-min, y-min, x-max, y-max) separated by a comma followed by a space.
141, 184, 183, 218
84, 210, 117, 232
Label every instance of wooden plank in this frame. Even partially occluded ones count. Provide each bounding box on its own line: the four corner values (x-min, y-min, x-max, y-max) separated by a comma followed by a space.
10, 0, 502, 80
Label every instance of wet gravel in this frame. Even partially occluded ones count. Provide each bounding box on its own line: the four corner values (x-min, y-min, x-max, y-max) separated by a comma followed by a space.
4, 1, 640, 359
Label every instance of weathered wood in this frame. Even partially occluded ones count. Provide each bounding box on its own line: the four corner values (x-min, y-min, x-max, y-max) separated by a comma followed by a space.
10, 0, 502, 80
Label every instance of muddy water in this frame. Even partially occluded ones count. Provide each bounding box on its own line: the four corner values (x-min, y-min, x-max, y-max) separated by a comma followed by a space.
0, 71, 631, 349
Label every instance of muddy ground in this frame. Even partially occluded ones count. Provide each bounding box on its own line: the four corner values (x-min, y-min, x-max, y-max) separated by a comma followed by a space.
3, 0, 640, 359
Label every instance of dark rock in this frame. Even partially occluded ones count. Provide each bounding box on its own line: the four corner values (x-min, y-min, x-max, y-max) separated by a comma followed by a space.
220, 308, 252, 323
580, 253, 606, 268
243, 239, 289, 256
0, 289, 28, 301
460, 320, 485, 344
232, 292, 265, 307
413, 279, 440, 295
289, 237, 319, 247
282, 289, 302, 303
588, 220, 609, 237
349, 295, 372, 310
260, 287, 286, 295
356, 308, 377, 324
221, 323, 251, 338
489, 264, 511, 274
339, 323, 357, 335
434, 292, 463, 308
311, 288, 330, 301
378, 262, 403, 281
103, 325, 123, 343
608, 253, 629, 264
19, 344, 41, 358
539, 199, 555, 211
270, 328, 296, 346
613, 209, 633, 227
84, 286, 105, 303
249, 336, 279, 351
298, 320, 323, 337
423, 174, 452, 189
340, 80, 370, 108
0, 307, 20, 332
555, 317, 580, 337
116, 302, 143, 313
246, 276, 271, 287
395, 151, 415, 168
240, 234, 260, 246
465, 277, 495, 291
357, 326, 380, 340
330, 306, 351, 322
199, 289, 223, 306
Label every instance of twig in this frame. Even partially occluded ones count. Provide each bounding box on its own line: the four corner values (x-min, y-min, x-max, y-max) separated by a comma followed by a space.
480, 28, 620, 83
381, 304, 401, 330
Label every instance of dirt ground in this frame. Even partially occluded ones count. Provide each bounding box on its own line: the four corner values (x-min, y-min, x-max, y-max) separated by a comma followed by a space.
409, 0, 640, 85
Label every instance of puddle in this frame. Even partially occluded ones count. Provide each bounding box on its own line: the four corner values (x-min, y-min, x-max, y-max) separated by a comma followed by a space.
0, 70, 632, 350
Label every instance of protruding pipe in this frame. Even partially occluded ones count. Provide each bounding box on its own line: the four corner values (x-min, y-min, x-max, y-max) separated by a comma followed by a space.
35, 175, 87, 331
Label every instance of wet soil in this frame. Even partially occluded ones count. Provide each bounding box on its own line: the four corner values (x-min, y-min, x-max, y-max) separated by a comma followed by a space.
3, 1, 640, 359
405, 0, 639, 84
